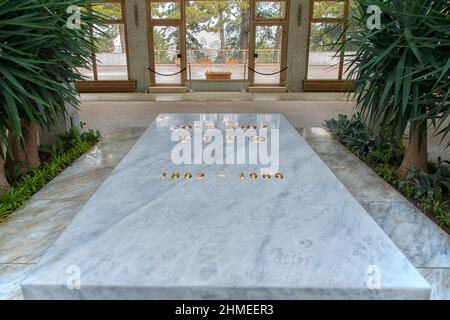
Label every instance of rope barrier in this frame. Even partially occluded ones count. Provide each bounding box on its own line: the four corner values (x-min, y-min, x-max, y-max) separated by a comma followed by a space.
248, 66, 288, 76
148, 67, 186, 77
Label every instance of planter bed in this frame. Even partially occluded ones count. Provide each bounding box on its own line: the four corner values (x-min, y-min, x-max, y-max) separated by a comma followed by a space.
0, 127, 101, 223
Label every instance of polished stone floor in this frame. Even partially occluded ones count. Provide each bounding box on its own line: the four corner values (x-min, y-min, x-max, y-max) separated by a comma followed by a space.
0, 126, 449, 300
80, 92, 351, 102
79, 93, 450, 162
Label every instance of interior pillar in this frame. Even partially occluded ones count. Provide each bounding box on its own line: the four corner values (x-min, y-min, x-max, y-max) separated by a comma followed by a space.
124, 0, 150, 92
286, 0, 310, 92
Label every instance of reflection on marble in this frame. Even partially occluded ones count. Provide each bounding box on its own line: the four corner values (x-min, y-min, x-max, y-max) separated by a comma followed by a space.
31, 166, 114, 201
302, 134, 364, 168
71, 127, 146, 168
297, 127, 332, 140
361, 202, 450, 268
0, 200, 85, 264
0, 264, 35, 300
418, 268, 450, 300
22, 114, 430, 300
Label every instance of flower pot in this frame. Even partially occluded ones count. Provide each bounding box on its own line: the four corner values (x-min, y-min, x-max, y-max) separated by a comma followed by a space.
205, 73, 232, 80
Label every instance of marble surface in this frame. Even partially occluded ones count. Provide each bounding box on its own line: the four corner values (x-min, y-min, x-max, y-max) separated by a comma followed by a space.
301, 128, 450, 269
70, 127, 145, 168
0, 200, 85, 264
0, 264, 35, 300
361, 202, 450, 268
0, 128, 146, 300
418, 268, 450, 300
31, 166, 114, 202
21, 115, 430, 299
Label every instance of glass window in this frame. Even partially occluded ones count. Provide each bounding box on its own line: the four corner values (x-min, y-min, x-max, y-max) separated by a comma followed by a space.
307, 23, 342, 79
94, 24, 129, 80
312, 1, 344, 19
307, 0, 353, 80
255, 1, 286, 19
77, 1, 129, 81
254, 25, 284, 84
185, 0, 250, 80
92, 2, 123, 21
151, 2, 181, 19
153, 26, 182, 84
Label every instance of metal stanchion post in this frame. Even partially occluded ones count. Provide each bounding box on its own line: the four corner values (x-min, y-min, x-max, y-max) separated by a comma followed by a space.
144, 66, 149, 93
241, 63, 247, 93
188, 63, 194, 92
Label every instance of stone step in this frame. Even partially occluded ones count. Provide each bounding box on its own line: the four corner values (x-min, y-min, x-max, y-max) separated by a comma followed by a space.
248, 86, 287, 93
149, 86, 187, 93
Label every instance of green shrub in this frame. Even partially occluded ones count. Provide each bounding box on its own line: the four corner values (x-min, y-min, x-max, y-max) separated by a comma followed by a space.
420, 198, 450, 227
40, 122, 101, 158
375, 164, 399, 186
325, 114, 404, 165
367, 143, 404, 167
325, 114, 373, 159
399, 164, 450, 203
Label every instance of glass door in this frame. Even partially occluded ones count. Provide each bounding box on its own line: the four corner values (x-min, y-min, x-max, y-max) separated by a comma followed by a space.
253, 24, 284, 84
148, 0, 186, 86
151, 25, 182, 84
249, 0, 288, 86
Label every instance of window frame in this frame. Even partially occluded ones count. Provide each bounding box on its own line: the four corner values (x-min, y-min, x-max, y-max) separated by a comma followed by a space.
253, 0, 288, 21
304, 0, 354, 91
76, 0, 135, 92
249, 0, 289, 86
147, 0, 186, 86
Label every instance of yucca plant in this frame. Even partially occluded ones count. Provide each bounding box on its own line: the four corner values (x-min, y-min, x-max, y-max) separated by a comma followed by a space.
0, 0, 98, 190
341, 0, 450, 176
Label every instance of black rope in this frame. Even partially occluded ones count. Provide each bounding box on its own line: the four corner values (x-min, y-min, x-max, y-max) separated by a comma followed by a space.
148, 67, 186, 77
248, 66, 288, 76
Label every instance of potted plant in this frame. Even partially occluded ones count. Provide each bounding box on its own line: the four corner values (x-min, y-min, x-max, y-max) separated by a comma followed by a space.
204, 70, 232, 80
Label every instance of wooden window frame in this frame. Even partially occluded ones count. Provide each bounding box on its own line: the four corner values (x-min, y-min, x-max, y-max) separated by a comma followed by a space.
146, 0, 290, 87
76, 0, 136, 93
147, 0, 186, 87
304, 0, 354, 91
249, 0, 289, 86
254, 0, 288, 22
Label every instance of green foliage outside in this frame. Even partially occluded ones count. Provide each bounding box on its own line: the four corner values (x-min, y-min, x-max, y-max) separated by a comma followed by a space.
0, 125, 101, 222
152, 0, 285, 64
310, 1, 344, 52
325, 114, 450, 229
151, 0, 353, 65
91, 2, 125, 53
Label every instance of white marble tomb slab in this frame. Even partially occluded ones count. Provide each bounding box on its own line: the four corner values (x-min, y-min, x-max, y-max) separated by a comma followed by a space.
21, 114, 430, 299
